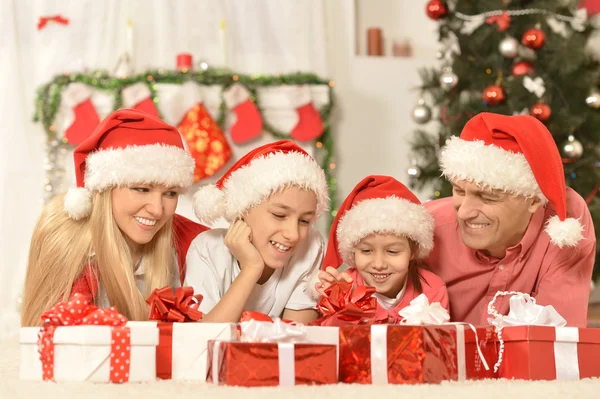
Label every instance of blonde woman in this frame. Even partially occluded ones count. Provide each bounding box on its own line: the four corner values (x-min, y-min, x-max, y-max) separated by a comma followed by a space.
21, 109, 262, 326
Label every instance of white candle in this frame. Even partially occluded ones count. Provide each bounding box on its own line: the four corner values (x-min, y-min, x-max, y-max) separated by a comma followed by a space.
220, 19, 227, 66
127, 19, 134, 58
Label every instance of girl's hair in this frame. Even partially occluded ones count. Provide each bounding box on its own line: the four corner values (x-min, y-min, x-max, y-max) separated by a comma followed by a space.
21, 189, 176, 326
406, 238, 430, 294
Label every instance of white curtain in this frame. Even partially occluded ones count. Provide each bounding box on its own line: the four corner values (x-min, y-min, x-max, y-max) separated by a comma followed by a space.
0, 0, 328, 337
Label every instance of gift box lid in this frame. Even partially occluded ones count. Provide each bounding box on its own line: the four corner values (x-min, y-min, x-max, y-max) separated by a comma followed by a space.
20, 321, 158, 346
496, 325, 600, 344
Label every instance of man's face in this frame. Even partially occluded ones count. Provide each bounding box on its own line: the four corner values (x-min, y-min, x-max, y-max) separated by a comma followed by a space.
451, 179, 542, 258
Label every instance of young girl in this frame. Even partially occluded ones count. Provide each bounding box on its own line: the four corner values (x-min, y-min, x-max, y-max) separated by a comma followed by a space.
185, 140, 329, 324
21, 109, 254, 326
313, 175, 448, 323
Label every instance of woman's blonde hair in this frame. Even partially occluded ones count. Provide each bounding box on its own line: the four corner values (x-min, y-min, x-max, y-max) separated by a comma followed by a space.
21, 189, 176, 326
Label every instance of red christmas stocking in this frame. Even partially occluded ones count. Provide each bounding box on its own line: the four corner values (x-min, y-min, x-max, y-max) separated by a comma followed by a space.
290, 85, 323, 142
62, 83, 101, 146
176, 82, 232, 182
122, 83, 160, 117
224, 83, 263, 144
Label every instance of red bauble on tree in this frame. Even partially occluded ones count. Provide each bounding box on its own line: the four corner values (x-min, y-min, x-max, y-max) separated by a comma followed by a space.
530, 103, 552, 121
521, 28, 546, 49
512, 60, 535, 76
426, 0, 448, 20
482, 85, 506, 106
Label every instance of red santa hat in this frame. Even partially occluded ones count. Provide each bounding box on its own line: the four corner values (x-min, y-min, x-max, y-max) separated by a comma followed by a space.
63, 109, 195, 220
440, 112, 583, 247
323, 175, 434, 269
193, 140, 329, 223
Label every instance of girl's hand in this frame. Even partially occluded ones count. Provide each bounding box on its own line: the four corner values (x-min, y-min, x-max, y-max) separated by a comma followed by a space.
314, 266, 353, 295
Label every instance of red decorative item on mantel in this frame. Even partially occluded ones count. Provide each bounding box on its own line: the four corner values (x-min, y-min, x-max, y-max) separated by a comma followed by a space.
426, 0, 448, 20
37, 15, 69, 30
177, 53, 193, 71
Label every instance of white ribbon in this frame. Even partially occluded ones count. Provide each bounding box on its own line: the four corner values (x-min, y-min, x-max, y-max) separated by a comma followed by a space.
370, 325, 388, 384
398, 294, 451, 325
487, 291, 568, 373
554, 327, 580, 380
211, 340, 221, 384
277, 343, 295, 386
523, 76, 546, 99
239, 319, 307, 343
455, 324, 466, 381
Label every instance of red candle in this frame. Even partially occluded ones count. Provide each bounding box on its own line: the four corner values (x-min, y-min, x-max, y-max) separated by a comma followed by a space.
177, 53, 193, 71
367, 28, 383, 56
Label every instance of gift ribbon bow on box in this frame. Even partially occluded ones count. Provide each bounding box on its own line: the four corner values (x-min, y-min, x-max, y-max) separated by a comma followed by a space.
146, 286, 203, 379
487, 291, 571, 376
146, 286, 203, 322
368, 294, 489, 384
312, 282, 388, 326
38, 293, 130, 383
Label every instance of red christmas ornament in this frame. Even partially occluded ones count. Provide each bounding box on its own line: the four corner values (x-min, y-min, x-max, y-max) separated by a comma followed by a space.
521, 28, 546, 49
482, 85, 506, 106
426, 0, 448, 20
530, 103, 552, 122
512, 60, 535, 76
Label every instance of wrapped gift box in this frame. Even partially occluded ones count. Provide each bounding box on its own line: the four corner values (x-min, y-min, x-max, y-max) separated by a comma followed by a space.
493, 325, 600, 380
206, 340, 337, 386
338, 324, 496, 384
151, 321, 237, 381
20, 321, 158, 382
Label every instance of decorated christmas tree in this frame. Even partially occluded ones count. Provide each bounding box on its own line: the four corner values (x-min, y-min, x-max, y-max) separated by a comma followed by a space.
410, 0, 600, 279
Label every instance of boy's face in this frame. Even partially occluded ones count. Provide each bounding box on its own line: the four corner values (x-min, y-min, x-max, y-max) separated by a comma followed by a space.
354, 233, 413, 298
243, 186, 317, 269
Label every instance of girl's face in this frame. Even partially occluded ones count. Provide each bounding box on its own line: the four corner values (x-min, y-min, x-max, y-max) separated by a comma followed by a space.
354, 234, 414, 298
243, 186, 317, 269
111, 185, 180, 252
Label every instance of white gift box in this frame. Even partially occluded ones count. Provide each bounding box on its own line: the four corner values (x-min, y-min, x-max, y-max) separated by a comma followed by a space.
20, 321, 158, 382
150, 321, 237, 381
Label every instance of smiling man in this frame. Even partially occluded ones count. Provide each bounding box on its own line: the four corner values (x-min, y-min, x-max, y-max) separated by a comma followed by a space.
424, 112, 596, 327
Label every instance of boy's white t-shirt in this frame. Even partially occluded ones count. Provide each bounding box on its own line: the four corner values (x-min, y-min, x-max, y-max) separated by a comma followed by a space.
183, 227, 324, 318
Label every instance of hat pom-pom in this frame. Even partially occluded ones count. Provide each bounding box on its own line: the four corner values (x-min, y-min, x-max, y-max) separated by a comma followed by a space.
193, 184, 226, 225
64, 187, 93, 220
544, 215, 584, 248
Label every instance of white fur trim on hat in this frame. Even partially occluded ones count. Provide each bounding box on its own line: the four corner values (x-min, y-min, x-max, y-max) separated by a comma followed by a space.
544, 215, 584, 248
193, 184, 226, 225
64, 187, 93, 220
337, 196, 434, 265
440, 136, 547, 202
84, 144, 195, 192
194, 151, 329, 223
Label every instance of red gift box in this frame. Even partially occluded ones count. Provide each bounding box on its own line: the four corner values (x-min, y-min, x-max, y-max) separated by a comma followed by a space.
493, 325, 600, 380
206, 340, 337, 386
339, 324, 496, 384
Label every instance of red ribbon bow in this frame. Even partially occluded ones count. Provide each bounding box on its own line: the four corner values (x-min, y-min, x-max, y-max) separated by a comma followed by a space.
37, 15, 70, 30
311, 282, 387, 326
486, 12, 511, 32
146, 286, 203, 322
38, 293, 129, 382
